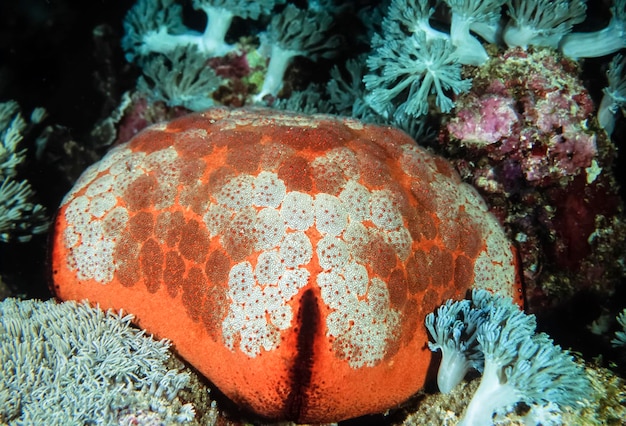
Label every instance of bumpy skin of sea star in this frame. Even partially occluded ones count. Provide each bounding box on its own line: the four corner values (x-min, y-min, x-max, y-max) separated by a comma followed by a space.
51, 108, 518, 423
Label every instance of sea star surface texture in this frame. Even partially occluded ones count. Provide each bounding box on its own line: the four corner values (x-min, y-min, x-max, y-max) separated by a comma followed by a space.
51, 108, 518, 422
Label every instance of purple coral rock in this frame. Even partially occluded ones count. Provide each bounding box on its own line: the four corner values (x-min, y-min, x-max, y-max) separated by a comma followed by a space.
440, 47, 625, 312
448, 94, 519, 145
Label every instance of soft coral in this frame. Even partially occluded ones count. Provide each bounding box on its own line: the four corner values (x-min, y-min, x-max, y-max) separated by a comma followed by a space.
123, 0, 285, 59
426, 290, 590, 426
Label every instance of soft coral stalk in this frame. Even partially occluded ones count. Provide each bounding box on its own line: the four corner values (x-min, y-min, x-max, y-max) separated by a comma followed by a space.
443, 0, 506, 66
254, 4, 340, 101
427, 290, 589, 425
425, 297, 486, 393
189, 0, 286, 56
459, 332, 588, 425
122, 0, 187, 61
560, 0, 626, 58
123, 0, 283, 59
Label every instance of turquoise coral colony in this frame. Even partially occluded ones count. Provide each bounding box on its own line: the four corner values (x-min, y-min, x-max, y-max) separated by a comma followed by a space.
2, 0, 626, 424
426, 289, 590, 425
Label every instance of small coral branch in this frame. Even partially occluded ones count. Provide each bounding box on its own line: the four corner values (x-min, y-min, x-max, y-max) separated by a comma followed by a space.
425, 297, 486, 393
121, 0, 187, 61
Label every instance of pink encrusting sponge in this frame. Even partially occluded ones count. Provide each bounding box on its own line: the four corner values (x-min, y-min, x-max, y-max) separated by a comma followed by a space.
50, 108, 520, 423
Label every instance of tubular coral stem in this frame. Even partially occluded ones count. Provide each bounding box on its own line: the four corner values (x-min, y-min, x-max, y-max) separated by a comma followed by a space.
444, 0, 506, 65
560, 0, 626, 58
254, 4, 339, 101
457, 362, 520, 426
255, 46, 300, 101
449, 13, 489, 66
198, 6, 236, 56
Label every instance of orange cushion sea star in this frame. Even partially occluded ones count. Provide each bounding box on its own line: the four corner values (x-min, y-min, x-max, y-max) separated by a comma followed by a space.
50, 107, 519, 423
